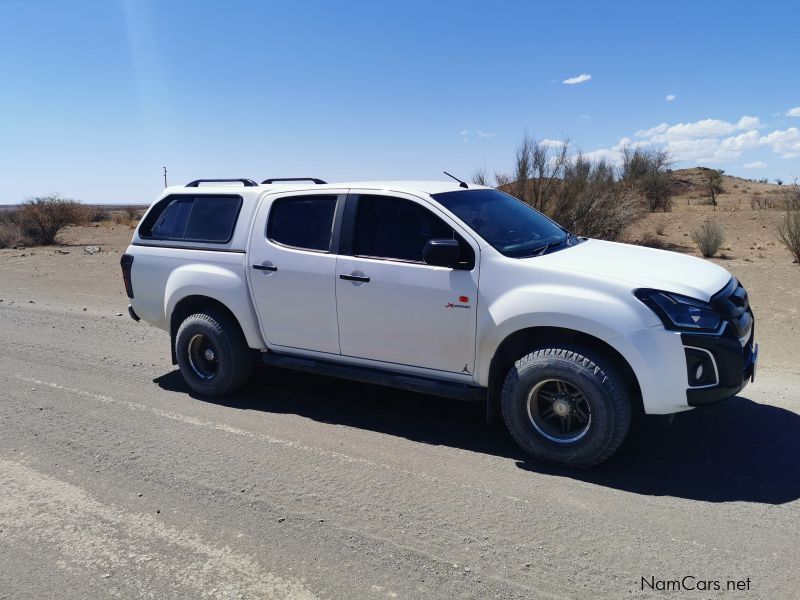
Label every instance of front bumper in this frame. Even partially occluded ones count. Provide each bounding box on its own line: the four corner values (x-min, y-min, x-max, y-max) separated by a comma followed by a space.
682, 325, 757, 406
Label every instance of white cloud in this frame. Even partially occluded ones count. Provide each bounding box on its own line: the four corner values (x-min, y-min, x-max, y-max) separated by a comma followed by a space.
787, 107, 800, 117
736, 115, 761, 130
562, 73, 591, 85
580, 114, 591, 120
635, 116, 761, 146
666, 94, 676, 101
719, 130, 760, 153
565, 113, 797, 170
459, 129, 495, 142
635, 123, 669, 138
758, 127, 800, 158
581, 148, 624, 165
655, 119, 737, 141
540, 138, 566, 148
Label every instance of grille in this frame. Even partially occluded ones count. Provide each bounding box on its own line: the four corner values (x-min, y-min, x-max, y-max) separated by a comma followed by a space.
711, 278, 753, 345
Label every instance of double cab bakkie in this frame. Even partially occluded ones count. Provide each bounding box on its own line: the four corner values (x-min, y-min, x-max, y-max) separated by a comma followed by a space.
122, 176, 757, 467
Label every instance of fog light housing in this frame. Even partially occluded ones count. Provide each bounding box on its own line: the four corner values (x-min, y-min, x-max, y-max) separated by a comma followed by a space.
685, 347, 718, 388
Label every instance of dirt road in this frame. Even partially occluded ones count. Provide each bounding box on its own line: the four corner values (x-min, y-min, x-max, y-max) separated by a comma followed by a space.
1, 243, 799, 598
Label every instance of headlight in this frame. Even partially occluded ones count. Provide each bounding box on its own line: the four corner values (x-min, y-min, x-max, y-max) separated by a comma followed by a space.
634, 289, 722, 332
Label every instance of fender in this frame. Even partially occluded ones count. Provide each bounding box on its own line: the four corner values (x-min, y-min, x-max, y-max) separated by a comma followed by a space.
473, 282, 658, 387
164, 261, 266, 350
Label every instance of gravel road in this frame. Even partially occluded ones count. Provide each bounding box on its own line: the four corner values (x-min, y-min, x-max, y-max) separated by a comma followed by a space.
1, 293, 799, 599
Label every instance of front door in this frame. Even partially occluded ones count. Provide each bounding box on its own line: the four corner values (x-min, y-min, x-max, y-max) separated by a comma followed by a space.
335, 192, 479, 374
248, 190, 345, 355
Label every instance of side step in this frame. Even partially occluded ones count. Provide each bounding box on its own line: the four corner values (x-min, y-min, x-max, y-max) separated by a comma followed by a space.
261, 352, 486, 402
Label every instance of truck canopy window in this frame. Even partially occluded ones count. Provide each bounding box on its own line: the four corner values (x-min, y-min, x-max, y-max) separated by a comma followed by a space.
140, 194, 242, 243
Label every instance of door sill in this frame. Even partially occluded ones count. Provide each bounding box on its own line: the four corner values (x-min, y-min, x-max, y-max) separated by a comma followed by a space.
261, 352, 486, 402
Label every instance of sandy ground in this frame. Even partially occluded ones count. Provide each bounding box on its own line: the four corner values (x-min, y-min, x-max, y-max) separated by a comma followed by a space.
1, 217, 799, 598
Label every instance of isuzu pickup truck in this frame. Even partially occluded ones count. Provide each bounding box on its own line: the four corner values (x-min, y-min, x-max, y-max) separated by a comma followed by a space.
122, 177, 757, 467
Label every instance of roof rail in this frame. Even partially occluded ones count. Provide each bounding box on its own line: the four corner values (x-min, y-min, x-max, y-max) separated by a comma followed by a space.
185, 178, 259, 187
261, 177, 327, 185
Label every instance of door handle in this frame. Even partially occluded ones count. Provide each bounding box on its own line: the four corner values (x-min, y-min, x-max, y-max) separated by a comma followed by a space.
339, 273, 370, 282
253, 264, 278, 272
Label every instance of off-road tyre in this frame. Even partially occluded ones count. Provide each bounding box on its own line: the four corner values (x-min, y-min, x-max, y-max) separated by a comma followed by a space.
175, 309, 253, 396
501, 345, 631, 468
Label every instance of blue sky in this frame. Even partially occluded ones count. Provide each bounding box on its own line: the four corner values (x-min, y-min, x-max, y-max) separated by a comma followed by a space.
1, 0, 798, 203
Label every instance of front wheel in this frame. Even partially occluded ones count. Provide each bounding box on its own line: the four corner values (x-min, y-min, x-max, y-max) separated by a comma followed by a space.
175, 309, 253, 396
501, 346, 631, 468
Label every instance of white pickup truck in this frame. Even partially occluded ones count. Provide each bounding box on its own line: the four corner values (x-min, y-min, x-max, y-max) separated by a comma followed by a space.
122, 177, 757, 467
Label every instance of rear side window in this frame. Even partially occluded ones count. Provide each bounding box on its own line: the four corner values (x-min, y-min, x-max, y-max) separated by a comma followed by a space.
267, 195, 337, 252
140, 195, 242, 243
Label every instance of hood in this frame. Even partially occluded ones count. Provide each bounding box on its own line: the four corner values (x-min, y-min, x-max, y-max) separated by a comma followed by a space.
532, 239, 731, 301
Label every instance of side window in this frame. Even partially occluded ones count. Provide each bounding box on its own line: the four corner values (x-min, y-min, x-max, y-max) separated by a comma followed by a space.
141, 195, 242, 243
184, 196, 242, 242
352, 195, 473, 266
267, 195, 337, 252
150, 197, 193, 239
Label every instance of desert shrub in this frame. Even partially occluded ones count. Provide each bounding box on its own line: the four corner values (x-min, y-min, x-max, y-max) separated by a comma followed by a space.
0, 221, 26, 248
778, 210, 800, 263
637, 231, 665, 249
555, 153, 640, 240
17, 195, 86, 245
691, 220, 725, 257
621, 147, 673, 212
121, 205, 142, 220
112, 213, 139, 228
777, 184, 800, 263
654, 221, 666, 236
750, 193, 781, 210
494, 136, 641, 240
86, 206, 111, 222
470, 165, 489, 186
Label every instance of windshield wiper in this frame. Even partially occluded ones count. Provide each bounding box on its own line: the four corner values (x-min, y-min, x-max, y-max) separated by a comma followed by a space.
520, 239, 563, 257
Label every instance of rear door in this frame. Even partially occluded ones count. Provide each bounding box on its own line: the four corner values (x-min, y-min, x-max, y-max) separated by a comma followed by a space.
247, 190, 346, 354
335, 191, 480, 375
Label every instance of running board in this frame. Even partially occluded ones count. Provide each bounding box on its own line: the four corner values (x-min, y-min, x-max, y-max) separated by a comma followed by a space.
260, 353, 486, 402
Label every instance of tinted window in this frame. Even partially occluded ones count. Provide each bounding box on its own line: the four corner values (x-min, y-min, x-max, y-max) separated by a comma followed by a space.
150, 197, 193, 239
353, 195, 469, 264
267, 195, 337, 251
432, 189, 566, 258
184, 196, 242, 242
142, 195, 242, 243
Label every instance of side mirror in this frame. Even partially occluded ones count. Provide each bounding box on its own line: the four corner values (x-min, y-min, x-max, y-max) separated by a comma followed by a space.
423, 238, 461, 268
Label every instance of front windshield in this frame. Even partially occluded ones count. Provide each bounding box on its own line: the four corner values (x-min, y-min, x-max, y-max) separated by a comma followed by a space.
432, 189, 567, 258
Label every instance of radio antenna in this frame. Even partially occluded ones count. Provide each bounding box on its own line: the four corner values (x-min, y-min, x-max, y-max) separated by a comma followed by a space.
443, 171, 468, 189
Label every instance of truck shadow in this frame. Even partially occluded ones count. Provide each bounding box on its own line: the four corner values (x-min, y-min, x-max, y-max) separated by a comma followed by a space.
154, 367, 800, 505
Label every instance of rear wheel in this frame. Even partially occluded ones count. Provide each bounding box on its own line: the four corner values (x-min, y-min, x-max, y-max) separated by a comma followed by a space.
175, 309, 253, 396
501, 346, 631, 468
